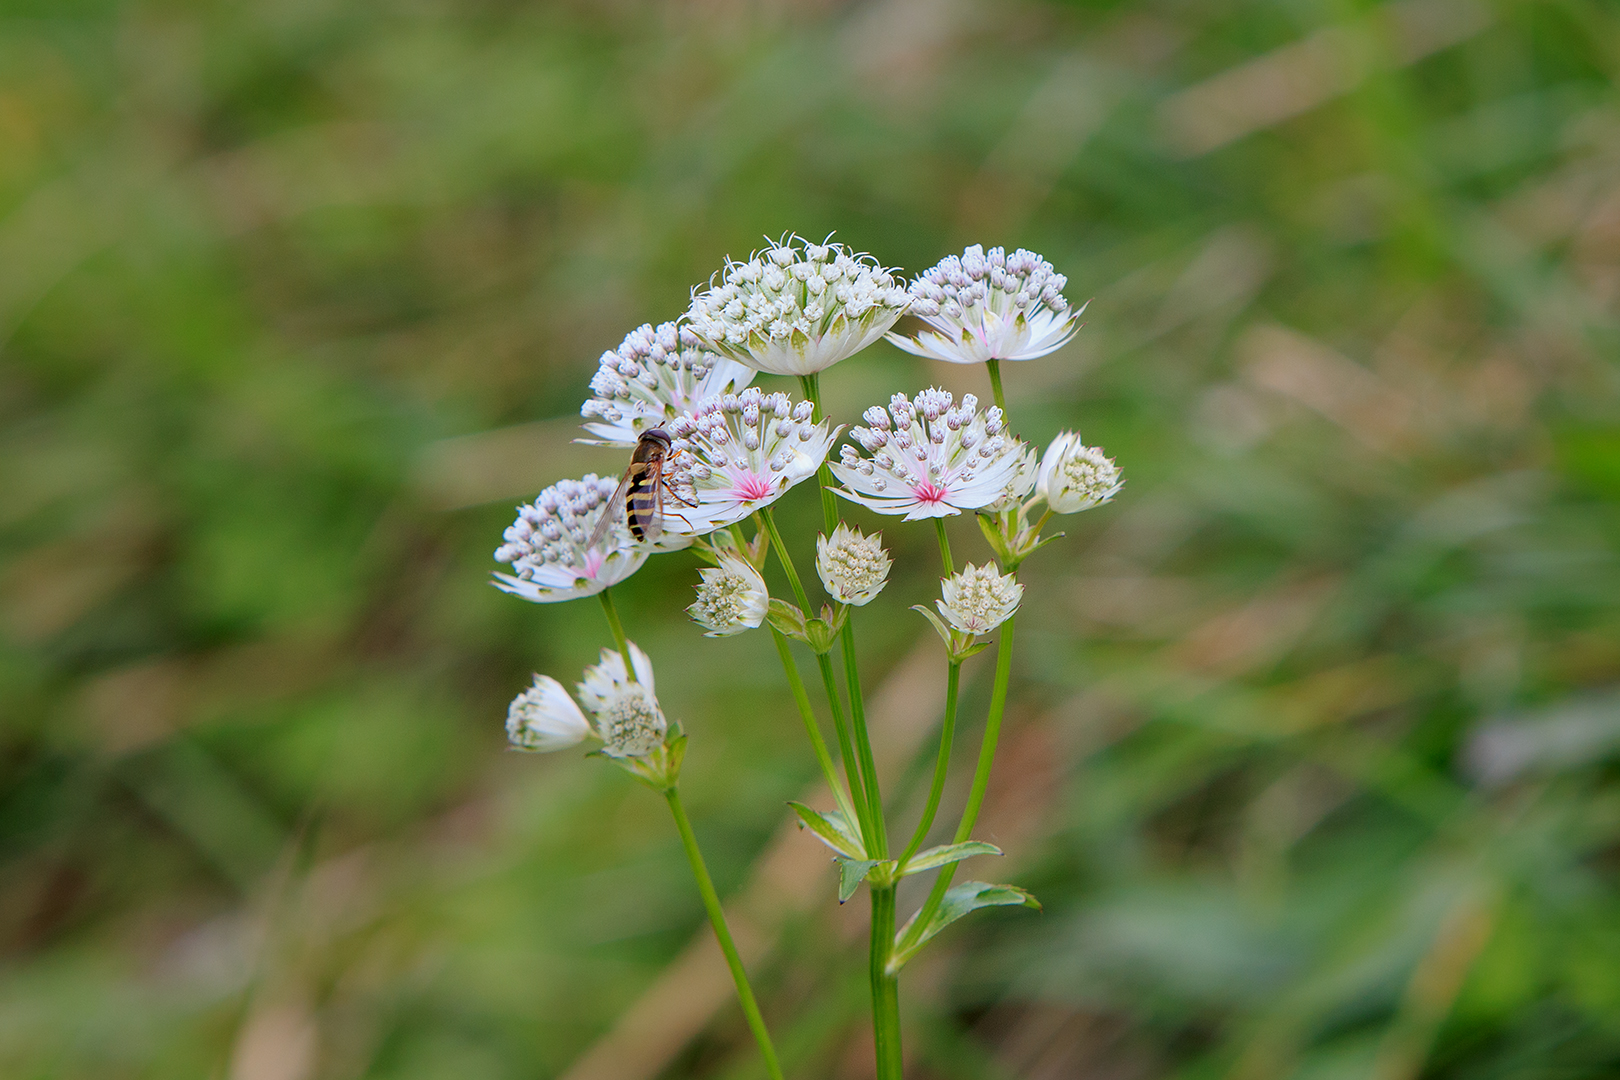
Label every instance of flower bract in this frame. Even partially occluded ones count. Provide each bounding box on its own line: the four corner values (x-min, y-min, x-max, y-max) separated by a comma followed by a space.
506, 675, 592, 752
684, 235, 911, 376
1038, 432, 1123, 514
887, 244, 1082, 364
830, 388, 1031, 519
938, 563, 1023, 635
663, 387, 837, 534
493, 474, 670, 603
688, 553, 770, 636
579, 321, 756, 447
816, 524, 891, 606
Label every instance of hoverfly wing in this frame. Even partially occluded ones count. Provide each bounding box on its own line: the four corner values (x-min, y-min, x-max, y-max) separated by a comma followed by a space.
586, 467, 637, 553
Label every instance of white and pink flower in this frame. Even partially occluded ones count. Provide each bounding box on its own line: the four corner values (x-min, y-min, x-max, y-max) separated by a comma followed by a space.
887, 245, 1082, 365
579, 321, 755, 446
829, 389, 1031, 520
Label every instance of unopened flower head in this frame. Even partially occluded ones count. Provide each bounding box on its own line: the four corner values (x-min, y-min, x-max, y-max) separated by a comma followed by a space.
684, 235, 911, 376
816, 524, 892, 606
887, 245, 1082, 364
1038, 432, 1123, 514
938, 563, 1023, 635
506, 675, 591, 752
577, 643, 667, 758
580, 321, 756, 446
662, 387, 837, 534
830, 388, 1031, 519
688, 553, 769, 636
493, 474, 662, 603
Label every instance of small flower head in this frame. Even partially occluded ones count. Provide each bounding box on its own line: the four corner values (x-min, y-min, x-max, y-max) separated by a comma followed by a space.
493, 475, 657, 603
506, 675, 592, 752
887, 245, 1082, 364
830, 388, 1031, 520
1038, 432, 1123, 514
938, 563, 1023, 635
580, 321, 756, 446
688, 553, 769, 636
684, 235, 911, 376
577, 643, 667, 759
663, 387, 837, 534
816, 524, 892, 606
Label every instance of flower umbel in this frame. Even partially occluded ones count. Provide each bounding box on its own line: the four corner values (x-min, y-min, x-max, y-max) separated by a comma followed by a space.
1038, 432, 1123, 514
578, 643, 667, 759
684, 235, 911, 376
507, 675, 591, 752
580, 321, 756, 446
493, 475, 660, 603
688, 553, 770, 636
830, 388, 1030, 520
938, 563, 1023, 635
663, 387, 837, 534
816, 524, 891, 606
887, 245, 1082, 364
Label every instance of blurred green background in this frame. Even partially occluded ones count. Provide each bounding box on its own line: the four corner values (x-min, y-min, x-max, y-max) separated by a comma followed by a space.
3, 0, 1619, 1077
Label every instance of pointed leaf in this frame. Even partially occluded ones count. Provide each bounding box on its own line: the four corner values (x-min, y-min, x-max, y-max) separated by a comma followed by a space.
788, 801, 865, 859
899, 841, 1002, 876
768, 599, 807, 639
836, 858, 882, 902
889, 881, 1040, 972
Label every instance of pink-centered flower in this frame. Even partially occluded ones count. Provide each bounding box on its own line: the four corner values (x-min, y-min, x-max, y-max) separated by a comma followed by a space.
579, 321, 755, 447
830, 389, 1031, 520
886, 245, 1082, 364
661, 387, 837, 535
492, 474, 686, 604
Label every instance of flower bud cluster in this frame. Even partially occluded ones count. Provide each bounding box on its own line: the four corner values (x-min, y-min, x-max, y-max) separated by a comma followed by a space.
888, 245, 1082, 364
831, 388, 1030, 519
816, 524, 891, 606
937, 563, 1023, 635
493, 475, 654, 603
580, 321, 756, 446
688, 553, 770, 636
685, 237, 911, 376
1038, 432, 1123, 514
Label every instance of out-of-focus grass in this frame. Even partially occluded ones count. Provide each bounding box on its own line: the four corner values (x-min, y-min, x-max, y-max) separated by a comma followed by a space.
2, 1, 1618, 1078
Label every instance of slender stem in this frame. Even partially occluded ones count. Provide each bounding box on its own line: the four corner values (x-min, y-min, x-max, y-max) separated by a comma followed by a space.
771, 626, 859, 829
898, 661, 960, 869
898, 614, 1016, 954
759, 507, 811, 612
934, 518, 954, 575
840, 620, 886, 858
598, 588, 636, 679
869, 883, 903, 1080
800, 373, 840, 534
816, 649, 876, 855
665, 787, 785, 1080
986, 358, 1006, 414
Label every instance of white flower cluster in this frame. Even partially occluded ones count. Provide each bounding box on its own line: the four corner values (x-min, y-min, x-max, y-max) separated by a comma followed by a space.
663, 387, 837, 534
685, 237, 911, 376
816, 524, 891, 606
507, 643, 667, 759
1038, 432, 1123, 514
888, 245, 1081, 364
688, 553, 770, 636
493, 475, 653, 603
937, 563, 1023, 635
580, 321, 756, 447
830, 388, 1030, 520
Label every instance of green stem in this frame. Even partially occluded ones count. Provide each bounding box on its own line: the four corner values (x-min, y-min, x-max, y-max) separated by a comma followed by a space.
800, 373, 840, 534
759, 507, 811, 613
934, 518, 954, 575
598, 587, 636, 679
841, 620, 886, 858
986, 358, 1006, 414
665, 787, 785, 1080
898, 661, 960, 869
870, 883, 903, 1080
898, 613, 1016, 954
771, 627, 859, 830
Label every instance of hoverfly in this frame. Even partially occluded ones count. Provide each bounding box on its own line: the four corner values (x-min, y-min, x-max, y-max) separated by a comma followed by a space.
587, 428, 696, 549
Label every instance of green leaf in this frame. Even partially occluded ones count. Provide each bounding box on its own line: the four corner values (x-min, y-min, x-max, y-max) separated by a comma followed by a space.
787, 801, 865, 859
889, 881, 1040, 972
836, 857, 882, 902
899, 840, 1002, 876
